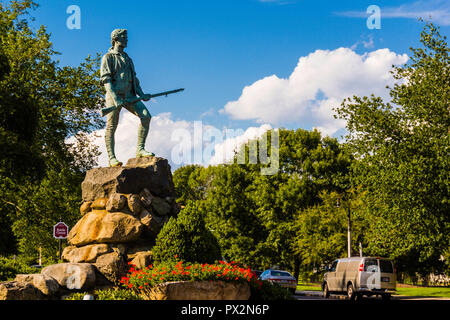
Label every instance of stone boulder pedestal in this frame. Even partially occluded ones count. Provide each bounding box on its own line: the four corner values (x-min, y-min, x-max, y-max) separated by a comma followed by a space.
94, 252, 128, 283
41, 263, 96, 291
61, 157, 178, 286
62, 244, 112, 263
14, 274, 60, 296
146, 281, 251, 300
0, 281, 47, 300
67, 210, 144, 246
0, 157, 180, 300
81, 157, 175, 202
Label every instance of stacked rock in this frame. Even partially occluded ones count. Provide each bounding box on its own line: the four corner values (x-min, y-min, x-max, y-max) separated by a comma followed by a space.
63, 156, 180, 283
0, 156, 180, 300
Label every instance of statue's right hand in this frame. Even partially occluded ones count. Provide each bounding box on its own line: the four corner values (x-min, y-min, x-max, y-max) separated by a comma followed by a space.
116, 99, 125, 107
113, 95, 124, 107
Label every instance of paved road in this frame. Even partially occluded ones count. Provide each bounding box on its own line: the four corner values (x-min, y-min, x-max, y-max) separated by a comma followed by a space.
294, 294, 328, 300
294, 291, 346, 301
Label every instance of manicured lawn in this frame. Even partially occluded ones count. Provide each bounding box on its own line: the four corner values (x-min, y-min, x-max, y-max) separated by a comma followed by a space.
297, 283, 322, 291
394, 286, 450, 298
296, 283, 450, 298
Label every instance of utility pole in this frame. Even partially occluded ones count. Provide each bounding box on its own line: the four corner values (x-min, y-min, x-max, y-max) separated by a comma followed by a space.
347, 204, 351, 258
59, 217, 62, 261
337, 197, 352, 258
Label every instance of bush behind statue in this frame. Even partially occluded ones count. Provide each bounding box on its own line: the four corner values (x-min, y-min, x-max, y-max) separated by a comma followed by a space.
250, 280, 295, 301
0, 256, 36, 281
65, 289, 142, 300
152, 201, 221, 264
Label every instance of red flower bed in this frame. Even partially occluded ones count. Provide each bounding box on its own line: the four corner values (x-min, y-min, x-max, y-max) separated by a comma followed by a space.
120, 259, 263, 294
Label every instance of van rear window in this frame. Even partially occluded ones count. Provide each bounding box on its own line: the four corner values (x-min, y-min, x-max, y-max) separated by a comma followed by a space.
363, 259, 394, 273
380, 260, 394, 273
364, 259, 378, 272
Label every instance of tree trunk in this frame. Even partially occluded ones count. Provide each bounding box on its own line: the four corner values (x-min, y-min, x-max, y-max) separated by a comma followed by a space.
293, 257, 300, 283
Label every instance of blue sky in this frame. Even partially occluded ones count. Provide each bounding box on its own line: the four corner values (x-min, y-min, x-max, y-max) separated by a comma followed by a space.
23, 0, 450, 167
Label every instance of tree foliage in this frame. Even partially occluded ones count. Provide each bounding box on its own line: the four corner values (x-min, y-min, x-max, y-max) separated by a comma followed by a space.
152, 201, 222, 264
292, 190, 369, 279
335, 22, 449, 276
172, 129, 351, 278
244, 129, 351, 277
0, 1, 104, 260
170, 23, 448, 279
0, 256, 36, 281
172, 164, 205, 205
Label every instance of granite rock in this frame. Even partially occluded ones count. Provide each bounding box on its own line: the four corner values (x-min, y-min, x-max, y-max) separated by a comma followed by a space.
62, 244, 112, 263
67, 210, 143, 246
41, 263, 96, 291
81, 157, 175, 202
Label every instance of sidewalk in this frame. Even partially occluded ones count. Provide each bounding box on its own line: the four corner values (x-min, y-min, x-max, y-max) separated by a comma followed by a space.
296, 290, 346, 300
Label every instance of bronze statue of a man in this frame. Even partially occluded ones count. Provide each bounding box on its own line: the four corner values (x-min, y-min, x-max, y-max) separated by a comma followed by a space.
100, 29, 154, 167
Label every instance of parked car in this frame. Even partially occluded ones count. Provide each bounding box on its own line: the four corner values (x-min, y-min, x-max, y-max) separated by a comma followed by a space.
30, 264, 42, 270
322, 257, 396, 300
251, 270, 263, 278
260, 269, 297, 294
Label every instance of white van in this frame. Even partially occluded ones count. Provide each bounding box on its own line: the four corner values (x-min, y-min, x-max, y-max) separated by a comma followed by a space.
322, 257, 396, 300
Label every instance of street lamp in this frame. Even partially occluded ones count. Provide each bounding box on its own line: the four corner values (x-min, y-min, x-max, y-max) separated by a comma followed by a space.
347, 203, 351, 258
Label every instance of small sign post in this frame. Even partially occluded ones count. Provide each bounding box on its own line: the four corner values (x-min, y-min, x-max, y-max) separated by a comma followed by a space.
53, 221, 69, 261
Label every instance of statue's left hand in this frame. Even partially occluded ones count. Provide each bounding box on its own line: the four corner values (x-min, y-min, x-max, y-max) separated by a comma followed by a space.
142, 94, 151, 101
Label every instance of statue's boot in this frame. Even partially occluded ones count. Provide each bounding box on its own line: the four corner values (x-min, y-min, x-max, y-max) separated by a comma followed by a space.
136, 119, 154, 158
105, 127, 122, 167
109, 157, 123, 167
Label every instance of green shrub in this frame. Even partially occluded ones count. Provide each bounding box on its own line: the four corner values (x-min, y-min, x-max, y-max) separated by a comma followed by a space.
0, 256, 36, 281
65, 289, 142, 300
65, 292, 89, 300
152, 201, 221, 264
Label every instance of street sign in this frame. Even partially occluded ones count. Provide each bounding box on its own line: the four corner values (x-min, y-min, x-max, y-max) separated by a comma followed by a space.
53, 222, 69, 239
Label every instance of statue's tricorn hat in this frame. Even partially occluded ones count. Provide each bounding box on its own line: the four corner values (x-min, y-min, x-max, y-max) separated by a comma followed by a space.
111, 29, 127, 45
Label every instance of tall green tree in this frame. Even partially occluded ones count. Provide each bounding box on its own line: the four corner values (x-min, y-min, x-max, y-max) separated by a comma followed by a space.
172, 164, 206, 206
200, 129, 351, 279
292, 190, 369, 280
247, 129, 351, 278
0, 1, 104, 261
335, 22, 449, 276
201, 163, 262, 266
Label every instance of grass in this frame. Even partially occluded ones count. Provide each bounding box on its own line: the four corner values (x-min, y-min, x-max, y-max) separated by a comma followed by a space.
296, 282, 450, 298
296, 283, 322, 291
394, 286, 450, 298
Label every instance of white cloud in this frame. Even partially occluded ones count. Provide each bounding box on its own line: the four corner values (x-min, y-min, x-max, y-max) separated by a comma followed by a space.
199, 107, 216, 119
221, 47, 408, 136
90, 112, 198, 169
208, 124, 273, 165
336, 0, 450, 26
351, 34, 375, 50
80, 47, 409, 169
83, 111, 272, 170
